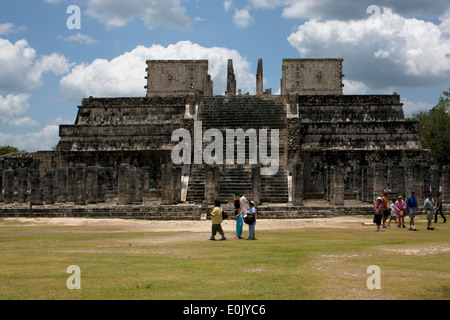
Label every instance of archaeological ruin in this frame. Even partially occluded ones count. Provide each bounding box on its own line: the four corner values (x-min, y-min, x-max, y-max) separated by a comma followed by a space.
1, 58, 449, 219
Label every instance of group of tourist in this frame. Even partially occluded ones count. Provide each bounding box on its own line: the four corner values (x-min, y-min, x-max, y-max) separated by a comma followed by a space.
373, 190, 446, 232
207, 194, 257, 241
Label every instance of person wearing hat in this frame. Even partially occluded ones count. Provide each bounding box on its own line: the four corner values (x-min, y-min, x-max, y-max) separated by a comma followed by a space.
395, 195, 406, 228
406, 190, 418, 231
424, 193, 435, 230
374, 197, 383, 232
246, 201, 257, 240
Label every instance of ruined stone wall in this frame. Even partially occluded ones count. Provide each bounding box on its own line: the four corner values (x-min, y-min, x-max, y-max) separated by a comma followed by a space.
146, 60, 213, 97
281, 59, 344, 96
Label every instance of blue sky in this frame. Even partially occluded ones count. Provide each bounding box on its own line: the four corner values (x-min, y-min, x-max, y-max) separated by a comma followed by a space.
0, 0, 449, 151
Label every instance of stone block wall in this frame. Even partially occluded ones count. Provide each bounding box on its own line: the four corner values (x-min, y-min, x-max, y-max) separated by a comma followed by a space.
146, 60, 213, 97
281, 59, 344, 95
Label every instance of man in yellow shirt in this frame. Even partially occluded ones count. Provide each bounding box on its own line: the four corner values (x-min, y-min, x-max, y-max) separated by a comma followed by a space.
209, 200, 226, 241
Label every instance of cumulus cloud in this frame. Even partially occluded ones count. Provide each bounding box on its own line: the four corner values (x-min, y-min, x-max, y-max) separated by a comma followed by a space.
85, 0, 191, 30
0, 38, 70, 93
224, 1, 233, 12
61, 33, 98, 45
0, 123, 60, 151
287, 8, 450, 90
233, 8, 254, 28
249, 0, 450, 21
0, 22, 26, 35
60, 41, 255, 101
402, 98, 435, 118
0, 93, 37, 127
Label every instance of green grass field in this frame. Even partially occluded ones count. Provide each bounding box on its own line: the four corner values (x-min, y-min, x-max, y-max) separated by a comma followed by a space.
0, 216, 449, 300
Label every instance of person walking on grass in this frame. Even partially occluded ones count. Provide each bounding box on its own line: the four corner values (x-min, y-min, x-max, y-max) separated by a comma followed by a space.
434, 192, 447, 223
406, 190, 418, 231
381, 191, 389, 228
234, 193, 244, 239
388, 198, 398, 227
396, 195, 407, 228
208, 200, 226, 241
374, 197, 383, 232
424, 193, 435, 230
246, 201, 257, 240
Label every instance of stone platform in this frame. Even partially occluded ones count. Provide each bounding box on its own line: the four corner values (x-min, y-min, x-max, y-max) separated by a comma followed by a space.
0, 200, 378, 220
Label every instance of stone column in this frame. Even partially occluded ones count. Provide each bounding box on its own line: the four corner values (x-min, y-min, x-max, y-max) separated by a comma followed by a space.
67, 167, 76, 202
256, 58, 263, 96
252, 165, 261, 205
367, 165, 374, 203
226, 59, 236, 95
142, 166, 150, 191
75, 164, 86, 205
160, 164, 174, 205
4, 169, 15, 204
45, 169, 55, 204
86, 166, 98, 204
0, 169, 3, 202
373, 163, 386, 200
57, 167, 67, 203
441, 166, 450, 205
205, 165, 219, 205
17, 168, 28, 203
331, 166, 344, 206
118, 163, 131, 205
30, 170, 43, 205
429, 165, 440, 195
128, 165, 137, 204
292, 162, 304, 206
97, 167, 105, 203
324, 166, 330, 202
134, 167, 143, 204
360, 166, 368, 202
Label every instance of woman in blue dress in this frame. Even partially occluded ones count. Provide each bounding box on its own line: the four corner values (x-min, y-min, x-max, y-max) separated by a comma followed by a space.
234, 194, 244, 239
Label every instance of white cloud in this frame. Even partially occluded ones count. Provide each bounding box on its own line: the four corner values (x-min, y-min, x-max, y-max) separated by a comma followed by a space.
85, 0, 191, 30
287, 8, 450, 90
0, 38, 70, 93
402, 98, 434, 118
0, 93, 37, 127
233, 8, 254, 28
60, 41, 255, 101
0, 22, 26, 35
249, 0, 450, 21
0, 123, 60, 151
61, 33, 98, 45
224, 1, 233, 12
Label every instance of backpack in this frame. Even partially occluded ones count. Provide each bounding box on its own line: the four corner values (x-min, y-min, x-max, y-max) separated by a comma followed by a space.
244, 214, 255, 225
222, 209, 228, 220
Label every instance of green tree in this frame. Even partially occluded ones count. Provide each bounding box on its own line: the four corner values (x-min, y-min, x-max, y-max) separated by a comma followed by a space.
413, 95, 450, 167
0, 145, 22, 156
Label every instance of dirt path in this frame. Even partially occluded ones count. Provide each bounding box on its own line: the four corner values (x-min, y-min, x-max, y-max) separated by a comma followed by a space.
1, 215, 372, 233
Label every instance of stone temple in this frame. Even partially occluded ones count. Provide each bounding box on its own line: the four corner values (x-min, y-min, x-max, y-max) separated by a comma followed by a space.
1, 58, 449, 219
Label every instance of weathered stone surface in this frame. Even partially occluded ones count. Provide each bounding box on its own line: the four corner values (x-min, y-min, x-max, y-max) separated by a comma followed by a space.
0, 58, 443, 214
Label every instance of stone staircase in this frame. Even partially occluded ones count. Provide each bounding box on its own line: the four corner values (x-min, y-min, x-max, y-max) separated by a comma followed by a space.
186, 95, 288, 203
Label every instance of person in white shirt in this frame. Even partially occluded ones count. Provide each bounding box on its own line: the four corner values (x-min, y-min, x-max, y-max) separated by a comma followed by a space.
239, 194, 249, 214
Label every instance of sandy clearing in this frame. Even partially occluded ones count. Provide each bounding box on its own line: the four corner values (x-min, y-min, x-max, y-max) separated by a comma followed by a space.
1, 216, 371, 233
